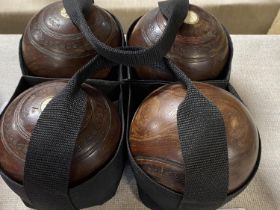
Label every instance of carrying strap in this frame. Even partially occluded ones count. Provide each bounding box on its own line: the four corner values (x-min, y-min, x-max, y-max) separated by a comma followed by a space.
23, 0, 229, 209
63, 0, 189, 66
23, 56, 114, 210
167, 60, 228, 210
145, 60, 229, 210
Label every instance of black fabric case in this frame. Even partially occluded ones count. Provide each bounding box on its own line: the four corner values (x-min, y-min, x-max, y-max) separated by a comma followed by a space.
0, 12, 128, 210
0, 8, 261, 210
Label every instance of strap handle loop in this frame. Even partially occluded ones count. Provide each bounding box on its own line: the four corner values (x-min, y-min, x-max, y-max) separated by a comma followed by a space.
63, 0, 189, 65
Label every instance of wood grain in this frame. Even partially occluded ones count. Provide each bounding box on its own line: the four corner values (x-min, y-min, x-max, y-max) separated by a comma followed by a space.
22, 1, 122, 78
129, 82, 259, 193
128, 5, 229, 81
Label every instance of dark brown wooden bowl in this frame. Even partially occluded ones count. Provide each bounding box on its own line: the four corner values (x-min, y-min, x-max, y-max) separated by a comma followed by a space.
0, 80, 121, 186
128, 5, 229, 81
129, 82, 259, 193
22, 1, 122, 78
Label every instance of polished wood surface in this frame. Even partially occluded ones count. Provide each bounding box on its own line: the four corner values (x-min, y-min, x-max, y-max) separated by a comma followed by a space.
22, 1, 122, 78
0, 80, 121, 186
130, 82, 259, 193
128, 5, 229, 81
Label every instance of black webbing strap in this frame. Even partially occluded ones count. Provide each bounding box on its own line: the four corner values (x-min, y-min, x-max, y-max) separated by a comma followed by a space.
63, 0, 188, 66
167, 60, 229, 210
23, 56, 114, 210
